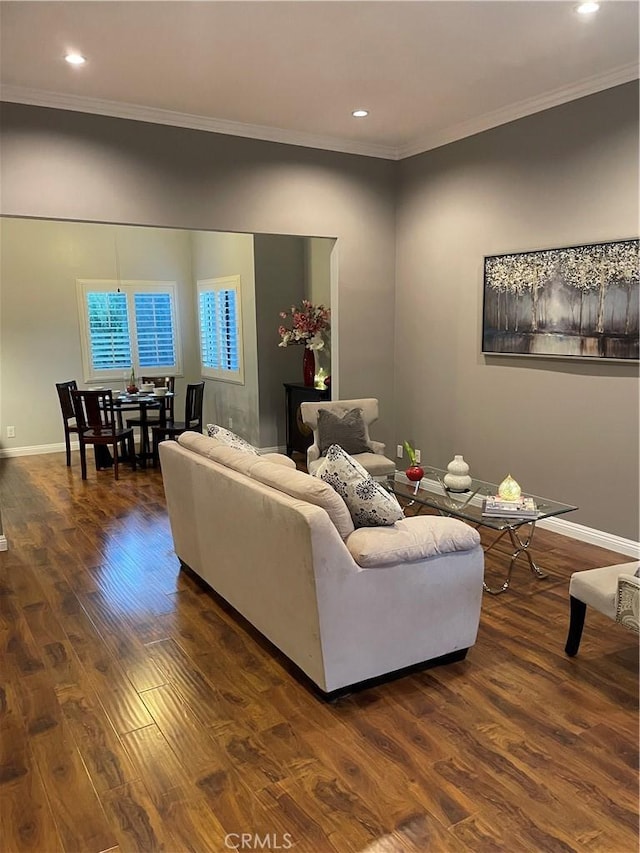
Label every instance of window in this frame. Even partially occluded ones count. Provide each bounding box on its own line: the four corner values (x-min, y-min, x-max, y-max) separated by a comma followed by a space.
77, 280, 181, 382
197, 276, 244, 384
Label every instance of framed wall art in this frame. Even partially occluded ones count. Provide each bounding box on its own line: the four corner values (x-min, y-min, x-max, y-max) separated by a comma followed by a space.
482, 238, 639, 361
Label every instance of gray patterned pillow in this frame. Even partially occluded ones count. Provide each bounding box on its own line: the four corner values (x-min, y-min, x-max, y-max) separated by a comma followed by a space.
206, 424, 259, 455
317, 407, 371, 457
314, 444, 404, 528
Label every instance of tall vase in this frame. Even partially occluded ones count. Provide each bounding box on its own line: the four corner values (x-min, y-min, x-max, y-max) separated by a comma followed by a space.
303, 347, 315, 387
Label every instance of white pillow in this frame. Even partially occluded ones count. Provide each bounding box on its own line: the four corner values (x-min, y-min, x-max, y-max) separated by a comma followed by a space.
206, 424, 259, 455
314, 444, 404, 528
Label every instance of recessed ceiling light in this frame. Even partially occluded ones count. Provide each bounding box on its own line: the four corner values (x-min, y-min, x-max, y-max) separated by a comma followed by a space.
65, 52, 86, 66
352, 109, 369, 118
576, 2, 600, 14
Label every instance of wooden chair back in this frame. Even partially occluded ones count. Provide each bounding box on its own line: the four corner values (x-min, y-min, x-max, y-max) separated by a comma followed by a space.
71, 389, 117, 435
142, 376, 175, 419
56, 380, 78, 423
184, 382, 205, 432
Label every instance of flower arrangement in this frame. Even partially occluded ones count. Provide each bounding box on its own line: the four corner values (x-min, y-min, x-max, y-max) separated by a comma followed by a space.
278, 300, 330, 350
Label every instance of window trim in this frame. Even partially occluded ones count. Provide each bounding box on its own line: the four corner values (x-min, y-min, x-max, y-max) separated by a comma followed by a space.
77, 279, 182, 383
197, 275, 245, 385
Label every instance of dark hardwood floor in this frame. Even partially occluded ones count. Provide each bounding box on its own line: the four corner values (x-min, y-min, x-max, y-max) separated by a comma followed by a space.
0, 452, 638, 853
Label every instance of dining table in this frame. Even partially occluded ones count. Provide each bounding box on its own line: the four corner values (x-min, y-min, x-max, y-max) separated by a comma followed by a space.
96, 391, 174, 470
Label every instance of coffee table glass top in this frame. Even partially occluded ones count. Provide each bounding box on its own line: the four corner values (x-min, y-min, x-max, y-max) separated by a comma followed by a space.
386, 467, 577, 530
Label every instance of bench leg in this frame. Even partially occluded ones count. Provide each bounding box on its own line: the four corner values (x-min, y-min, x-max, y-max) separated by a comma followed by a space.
565, 595, 587, 656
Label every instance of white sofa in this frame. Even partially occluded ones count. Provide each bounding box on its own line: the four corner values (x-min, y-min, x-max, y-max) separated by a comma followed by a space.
159, 432, 485, 695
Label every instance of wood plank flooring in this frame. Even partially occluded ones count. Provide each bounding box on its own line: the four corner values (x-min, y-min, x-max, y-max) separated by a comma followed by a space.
0, 452, 637, 852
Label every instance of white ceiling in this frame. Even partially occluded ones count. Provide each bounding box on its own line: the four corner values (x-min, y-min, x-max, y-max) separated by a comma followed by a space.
1, 0, 638, 160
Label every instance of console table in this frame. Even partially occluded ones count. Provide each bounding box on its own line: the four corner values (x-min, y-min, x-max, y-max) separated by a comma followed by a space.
386, 468, 577, 595
283, 382, 330, 457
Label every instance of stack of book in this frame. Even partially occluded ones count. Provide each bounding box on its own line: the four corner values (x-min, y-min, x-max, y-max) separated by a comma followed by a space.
481, 495, 539, 519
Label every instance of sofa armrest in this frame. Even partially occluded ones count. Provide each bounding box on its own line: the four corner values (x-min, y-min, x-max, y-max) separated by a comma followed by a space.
616, 574, 640, 633
307, 442, 321, 465
345, 516, 481, 568
369, 439, 386, 456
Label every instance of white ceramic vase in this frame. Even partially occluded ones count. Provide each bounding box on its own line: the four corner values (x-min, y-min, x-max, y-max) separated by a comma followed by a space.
443, 454, 472, 492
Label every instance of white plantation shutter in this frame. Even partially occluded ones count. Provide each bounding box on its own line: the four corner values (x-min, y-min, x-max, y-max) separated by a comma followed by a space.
87, 291, 131, 370
218, 289, 239, 371
134, 292, 176, 368
197, 276, 244, 384
78, 280, 181, 382
199, 290, 220, 370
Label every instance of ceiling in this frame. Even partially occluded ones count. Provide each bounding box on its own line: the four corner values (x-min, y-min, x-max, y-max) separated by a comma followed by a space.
1, 1, 638, 160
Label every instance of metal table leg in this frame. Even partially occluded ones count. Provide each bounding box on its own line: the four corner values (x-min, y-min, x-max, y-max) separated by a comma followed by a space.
482, 520, 548, 595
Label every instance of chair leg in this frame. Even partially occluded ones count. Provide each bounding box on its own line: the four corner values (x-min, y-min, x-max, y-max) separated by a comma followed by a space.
79, 441, 87, 480
113, 442, 119, 481
565, 596, 587, 657
128, 433, 137, 471
64, 429, 72, 467
152, 431, 161, 467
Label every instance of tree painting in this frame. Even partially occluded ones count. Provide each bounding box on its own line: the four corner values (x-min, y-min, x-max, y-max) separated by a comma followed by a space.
482, 239, 639, 360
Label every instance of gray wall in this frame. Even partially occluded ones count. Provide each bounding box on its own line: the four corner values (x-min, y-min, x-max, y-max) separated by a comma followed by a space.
0, 102, 398, 449
0, 218, 197, 449
190, 230, 259, 443
396, 82, 639, 540
1, 86, 638, 540
254, 234, 306, 449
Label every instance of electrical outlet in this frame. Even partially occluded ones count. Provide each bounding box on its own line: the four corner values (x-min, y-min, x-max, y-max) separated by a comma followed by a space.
228, 417, 233, 429
7, 426, 15, 438
414, 449, 421, 463
396, 444, 403, 458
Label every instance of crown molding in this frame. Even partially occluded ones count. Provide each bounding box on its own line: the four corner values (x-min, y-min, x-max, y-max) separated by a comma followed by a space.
2, 62, 638, 162
398, 62, 640, 160
0, 85, 398, 160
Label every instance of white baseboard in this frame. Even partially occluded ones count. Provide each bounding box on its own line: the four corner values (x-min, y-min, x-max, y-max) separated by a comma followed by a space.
395, 473, 640, 559
0, 535, 7, 552
0, 441, 78, 458
535, 515, 640, 559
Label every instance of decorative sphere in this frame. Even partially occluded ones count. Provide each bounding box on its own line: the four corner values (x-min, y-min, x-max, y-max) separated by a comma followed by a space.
498, 474, 521, 501
406, 465, 424, 482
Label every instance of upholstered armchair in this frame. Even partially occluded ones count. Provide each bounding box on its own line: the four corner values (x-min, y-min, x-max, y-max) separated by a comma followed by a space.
300, 398, 396, 476
565, 561, 640, 656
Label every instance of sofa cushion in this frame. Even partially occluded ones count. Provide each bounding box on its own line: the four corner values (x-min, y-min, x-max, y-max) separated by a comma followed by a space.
178, 432, 265, 477
248, 459, 355, 540
346, 516, 481, 568
178, 432, 353, 538
315, 444, 403, 528
317, 407, 371, 457
261, 453, 297, 469
206, 424, 259, 455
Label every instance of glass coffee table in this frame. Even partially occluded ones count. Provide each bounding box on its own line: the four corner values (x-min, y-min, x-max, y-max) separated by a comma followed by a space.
385, 468, 577, 595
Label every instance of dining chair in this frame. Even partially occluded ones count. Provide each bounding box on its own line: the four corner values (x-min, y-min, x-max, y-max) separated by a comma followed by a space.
125, 376, 175, 448
152, 381, 205, 465
55, 380, 81, 467
71, 389, 137, 480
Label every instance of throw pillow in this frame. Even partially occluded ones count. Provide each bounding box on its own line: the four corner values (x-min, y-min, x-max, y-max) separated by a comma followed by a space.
206, 424, 259, 455
315, 444, 404, 528
317, 407, 371, 457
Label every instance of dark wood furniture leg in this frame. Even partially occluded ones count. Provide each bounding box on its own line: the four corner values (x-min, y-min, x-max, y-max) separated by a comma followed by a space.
565, 595, 587, 657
